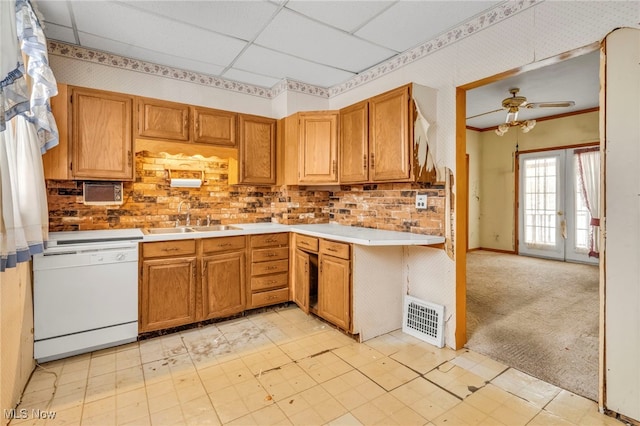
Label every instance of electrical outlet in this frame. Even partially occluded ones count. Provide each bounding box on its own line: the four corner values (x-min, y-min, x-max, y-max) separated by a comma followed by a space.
416, 194, 427, 210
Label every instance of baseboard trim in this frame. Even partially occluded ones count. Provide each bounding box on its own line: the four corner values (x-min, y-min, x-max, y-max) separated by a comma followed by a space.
475, 247, 517, 255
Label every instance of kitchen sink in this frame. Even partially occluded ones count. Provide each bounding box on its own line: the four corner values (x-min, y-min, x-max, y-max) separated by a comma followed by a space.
143, 227, 195, 235
189, 225, 241, 232
143, 225, 241, 235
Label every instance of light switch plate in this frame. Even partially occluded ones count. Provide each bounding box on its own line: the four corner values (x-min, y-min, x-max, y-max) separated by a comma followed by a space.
416, 194, 427, 210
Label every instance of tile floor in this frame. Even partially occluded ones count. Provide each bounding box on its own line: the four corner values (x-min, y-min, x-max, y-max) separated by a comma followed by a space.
12, 306, 621, 426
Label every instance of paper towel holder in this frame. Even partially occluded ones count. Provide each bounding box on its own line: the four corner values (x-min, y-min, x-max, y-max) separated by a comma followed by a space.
167, 168, 205, 188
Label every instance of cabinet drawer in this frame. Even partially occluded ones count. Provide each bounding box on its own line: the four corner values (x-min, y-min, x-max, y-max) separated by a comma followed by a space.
251, 259, 289, 276
251, 233, 288, 248
202, 236, 245, 253
320, 239, 350, 260
251, 273, 288, 291
143, 240, 196, 258
251, 287, 289, 307
252, 247, 288, 263
296, 235, 319, 252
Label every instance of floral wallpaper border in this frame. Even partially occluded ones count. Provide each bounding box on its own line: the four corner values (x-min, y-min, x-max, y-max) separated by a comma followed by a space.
47, 0, 538, 100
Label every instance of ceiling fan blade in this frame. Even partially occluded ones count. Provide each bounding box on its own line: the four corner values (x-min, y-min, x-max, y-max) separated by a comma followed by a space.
466, 107, 504, 120
525, 101, 576, 109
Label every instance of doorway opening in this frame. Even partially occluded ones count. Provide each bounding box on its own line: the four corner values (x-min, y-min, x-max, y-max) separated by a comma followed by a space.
456, 44, 602, 401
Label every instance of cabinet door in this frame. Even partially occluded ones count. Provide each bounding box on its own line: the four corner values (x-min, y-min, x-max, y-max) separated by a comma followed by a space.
369, 85, 412, 182
299, 112, 338, 184
140, 257, 197, 332
137, 97, 189, 141
43, 84, 71, 180
192, 106, 237, 146
201, 251, 246, 319
318, 254, 350, 331
293, 249, 310, 314
71, 88, 133, 180
340, 101, 369, 183
238, 114, 276, 185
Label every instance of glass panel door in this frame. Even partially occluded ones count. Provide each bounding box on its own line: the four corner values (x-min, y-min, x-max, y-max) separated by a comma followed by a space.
519, 151, 565, 260
518, 148, 599, 264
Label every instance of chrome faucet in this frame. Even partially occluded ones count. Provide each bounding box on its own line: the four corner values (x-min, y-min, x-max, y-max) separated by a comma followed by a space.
177, 201, 191, 227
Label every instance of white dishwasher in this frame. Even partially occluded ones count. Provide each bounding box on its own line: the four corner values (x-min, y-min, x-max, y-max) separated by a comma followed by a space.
33, 229, 143, 362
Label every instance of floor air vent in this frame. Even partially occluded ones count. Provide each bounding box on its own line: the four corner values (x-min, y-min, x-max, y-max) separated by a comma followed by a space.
402, 295, 445, 348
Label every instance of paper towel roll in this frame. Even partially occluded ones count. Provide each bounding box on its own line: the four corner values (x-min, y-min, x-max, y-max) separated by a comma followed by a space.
170, 178, 202, 188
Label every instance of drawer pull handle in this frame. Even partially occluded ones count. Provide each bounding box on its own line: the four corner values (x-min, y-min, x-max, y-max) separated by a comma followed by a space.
266, 238, 277, 243
266, 266, 278, 270
218, 243, 232, 247
266, 253, 277, 257
327, 248, 338, 252
161, 247, 179, 252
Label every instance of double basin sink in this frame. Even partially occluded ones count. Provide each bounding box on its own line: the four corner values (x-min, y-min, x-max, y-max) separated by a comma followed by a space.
143, 225, 241, 235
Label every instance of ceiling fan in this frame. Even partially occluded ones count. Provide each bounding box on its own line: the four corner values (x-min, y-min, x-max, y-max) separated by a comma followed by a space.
467, 88, 576, 135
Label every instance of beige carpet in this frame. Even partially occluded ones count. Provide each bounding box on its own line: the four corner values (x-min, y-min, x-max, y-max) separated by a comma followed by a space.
465, 250, 599, 401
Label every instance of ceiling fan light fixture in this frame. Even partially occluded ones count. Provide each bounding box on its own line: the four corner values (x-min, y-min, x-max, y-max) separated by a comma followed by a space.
496, 124, 509, 136
506, 110, 518, 123
521, 119, 536, 133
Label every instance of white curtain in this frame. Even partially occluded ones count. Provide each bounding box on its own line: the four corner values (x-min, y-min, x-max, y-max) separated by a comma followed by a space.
576, 148, 600, 257
0, 0, 57, 271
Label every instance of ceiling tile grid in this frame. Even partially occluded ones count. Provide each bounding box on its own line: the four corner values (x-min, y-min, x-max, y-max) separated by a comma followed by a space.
285, 0, 394, 33
253, 8, 397, 73
36, 0, 513, 96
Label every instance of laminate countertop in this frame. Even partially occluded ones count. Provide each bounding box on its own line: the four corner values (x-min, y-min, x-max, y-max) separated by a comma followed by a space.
141, 222, 444, 247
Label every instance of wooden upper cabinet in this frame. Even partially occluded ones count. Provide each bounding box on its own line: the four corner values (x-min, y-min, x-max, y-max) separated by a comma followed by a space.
71, 87, 134, 180
339, 101, 369, 184
43, 83, 71, 180
368, 85, 413, 182
192, 106, 237, 146
137, 97, 189, 141
238, 114, 276, 185
298, 112, 338, 184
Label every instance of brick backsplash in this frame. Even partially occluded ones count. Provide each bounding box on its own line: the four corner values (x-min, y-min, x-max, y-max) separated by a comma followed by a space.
47, 151, 444, 235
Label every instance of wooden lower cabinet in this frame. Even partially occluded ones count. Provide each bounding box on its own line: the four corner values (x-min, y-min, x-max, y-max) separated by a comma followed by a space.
318, 254, 350, 331
201, 250, 246, 320
140, 257, 197, 333
293, 235, 351, 332
140, 233, 291, 334
247, 233, 289, 309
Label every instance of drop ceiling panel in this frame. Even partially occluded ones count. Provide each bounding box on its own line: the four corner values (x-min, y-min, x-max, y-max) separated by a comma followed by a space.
285, 1, 394, 33
222, 68, 282, 89
254, 8, 397, 73
70, 1, 246, 67
35, 0, 73, 27
356, 1, 500, 51
78, 32, 226, 77
234, 45, 355, 88
118, 0, 279, 41
41, 23, 77, 45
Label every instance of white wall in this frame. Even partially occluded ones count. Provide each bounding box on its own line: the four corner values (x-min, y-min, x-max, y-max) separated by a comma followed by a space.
603, 27, 640, 421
